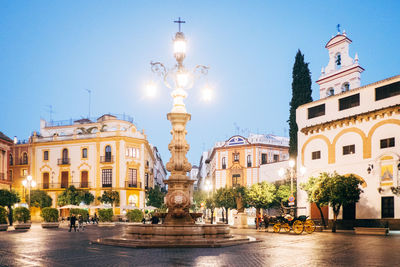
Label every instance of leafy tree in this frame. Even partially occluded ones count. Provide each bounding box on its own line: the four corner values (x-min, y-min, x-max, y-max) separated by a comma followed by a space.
29, 190, 52, 209
288, 50, 312, 157
276, 184, 293, 204
205, 195, 216, 224
40, 207, 59, 222
146, 185, 165, 208
246, 182, 276, 215
98, 208, 113, 222
0, 189, 20, 225
57, 186, 94, 206
324, 173, 363, 232
300, 174, 329, 228
127, 209, 143, 222
13, 207, 30, 223
192, 190, 207, 211
70, 208, 89, 221
98, 190, 120, 209
214, 187, 236, 224
0, 206, 8, 224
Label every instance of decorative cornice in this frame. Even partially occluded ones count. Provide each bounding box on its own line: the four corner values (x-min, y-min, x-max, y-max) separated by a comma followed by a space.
301, 104, 400, 135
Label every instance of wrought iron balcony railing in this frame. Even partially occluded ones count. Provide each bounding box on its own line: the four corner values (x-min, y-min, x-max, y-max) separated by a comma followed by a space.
57, 158, 71, 165
38, 182, 91, 189
125, 181, 142, 189
100, 156, 114, 163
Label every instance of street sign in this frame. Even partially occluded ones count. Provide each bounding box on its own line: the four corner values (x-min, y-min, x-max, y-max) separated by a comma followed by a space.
288, 195, 295, 202
288, 202, 295, 206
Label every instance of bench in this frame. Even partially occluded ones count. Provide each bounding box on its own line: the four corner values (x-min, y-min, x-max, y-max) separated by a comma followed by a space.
354, 227, 389, 236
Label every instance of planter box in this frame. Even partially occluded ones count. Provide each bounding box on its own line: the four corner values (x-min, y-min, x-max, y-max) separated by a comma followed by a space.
41, 222, 60, 229
354, 227, 389, 236
0, 224, 8, 231
14, 222, 32, 230
98, 222, 115, 227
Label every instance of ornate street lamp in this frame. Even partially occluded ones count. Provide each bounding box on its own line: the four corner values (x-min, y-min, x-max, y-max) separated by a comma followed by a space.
22, 175, 36, 207
150, 18, 210, 224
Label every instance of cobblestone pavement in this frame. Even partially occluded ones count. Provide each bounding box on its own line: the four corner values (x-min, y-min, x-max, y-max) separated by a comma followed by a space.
0, 223, 399, 267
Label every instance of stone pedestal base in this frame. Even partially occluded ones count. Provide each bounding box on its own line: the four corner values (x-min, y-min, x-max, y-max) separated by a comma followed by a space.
233, 213, 248, 229
94, 224, 256, 248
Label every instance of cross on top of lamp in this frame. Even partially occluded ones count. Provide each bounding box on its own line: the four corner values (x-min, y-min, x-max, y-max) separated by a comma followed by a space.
150, 18, 210, 113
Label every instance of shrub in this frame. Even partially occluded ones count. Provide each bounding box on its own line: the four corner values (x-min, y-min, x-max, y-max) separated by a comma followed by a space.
70, 208, 89, 221
0, 206, 8, 224
40, 207, 59, 222
13, 207, 31, 223
98, 208, 113, 222
126, 209, 143, 222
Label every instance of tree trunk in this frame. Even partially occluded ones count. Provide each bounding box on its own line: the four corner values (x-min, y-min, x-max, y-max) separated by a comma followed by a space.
332, 205, 340, 233
7, 206, 13, 226
225, 207, 229, 224
221, 208, 224, 222
316, 203, 326, 228
210, 208, 214, 224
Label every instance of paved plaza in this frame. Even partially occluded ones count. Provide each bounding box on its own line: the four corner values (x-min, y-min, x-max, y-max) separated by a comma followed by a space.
0, 223, 399, 267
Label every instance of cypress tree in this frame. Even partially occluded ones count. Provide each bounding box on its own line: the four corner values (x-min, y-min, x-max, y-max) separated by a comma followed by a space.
288, 50, 312, 158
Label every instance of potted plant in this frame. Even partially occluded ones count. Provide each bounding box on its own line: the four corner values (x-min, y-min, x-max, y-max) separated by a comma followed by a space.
126, 209, 143, 223
98, 208, 115, 226
40, 207, 59, 228
13, 207, 31, 230
0, 206, 8, 231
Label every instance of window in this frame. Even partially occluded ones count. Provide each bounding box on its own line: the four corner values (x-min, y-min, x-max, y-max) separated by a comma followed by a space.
308, 104, 325, 119
339, 93, 360, 111
43, 172, 49, 189
43, 151, 49, 161
145, 173, 149, 188
233, 153, 239, 162
81, 171, 88, 188
247, 155, 252, 167
342, 82, 350, 92
102, 169, 112, 187
22, 152, 28, 164
126, 147, 140, 158
343, 144, 355, 155
22, 169, 28, 176
327, 88, 334, 97
9, 154, 13, 166
128, 195, 138, 206
61, 171, 69, 188
82, 148, 88, 159
273, 154, 279, 162
381, 196, 394, 218
380, 137, 395, 149
335, 53, 341, 69
232, 174, 241, 187
312, 151, 321, 160
105, 145, 112, 161
9, 170, 12, 181
128, 168, 137, 187
375, 81, 400, 101
222, 157, 226, 169
261, 153, 267, 164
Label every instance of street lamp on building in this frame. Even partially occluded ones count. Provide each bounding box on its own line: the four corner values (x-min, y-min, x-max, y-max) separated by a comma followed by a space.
22, 175, 36, 206
278, 160, 306, 195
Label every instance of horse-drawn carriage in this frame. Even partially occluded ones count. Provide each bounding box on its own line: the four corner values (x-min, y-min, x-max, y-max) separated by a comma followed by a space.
271, 214, 316, 234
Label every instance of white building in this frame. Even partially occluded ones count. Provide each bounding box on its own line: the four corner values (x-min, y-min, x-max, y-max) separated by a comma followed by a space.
297, 30, 400, 227
196, 151, 209, 190
190, 165, 199, 190
152, 146, 167, 189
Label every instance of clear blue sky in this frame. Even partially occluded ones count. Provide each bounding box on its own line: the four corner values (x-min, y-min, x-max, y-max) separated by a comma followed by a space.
1, 1, 399, 165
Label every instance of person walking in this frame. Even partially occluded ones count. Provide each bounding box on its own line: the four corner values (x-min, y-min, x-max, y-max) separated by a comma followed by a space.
69, 214, 77, 232
78, 215, 84, 232
94, 212, 98, 224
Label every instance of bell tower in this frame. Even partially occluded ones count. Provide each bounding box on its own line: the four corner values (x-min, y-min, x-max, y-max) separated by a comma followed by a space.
317, 28, 364, 99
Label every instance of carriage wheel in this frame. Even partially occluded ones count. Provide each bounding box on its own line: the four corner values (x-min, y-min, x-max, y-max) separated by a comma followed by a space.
273, 223, 281, 233
293, 220, 304, 235
282, 223, 290, 232
304, 219, 316, 234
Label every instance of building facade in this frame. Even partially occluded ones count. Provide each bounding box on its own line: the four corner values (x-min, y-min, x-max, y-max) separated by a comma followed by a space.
297, 30, 400, 225
11, 114, 158, 213
207, 134, 289, 190
152, 146, 167, 189
0, 132, 13, 190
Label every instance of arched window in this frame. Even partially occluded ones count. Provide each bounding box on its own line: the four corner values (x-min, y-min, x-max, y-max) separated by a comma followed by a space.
128, 195, 138, 207
22, 152, 28, 165
247, 155, 252, 167
9, 154, 13, 166
61, 149, 69, 165
342, 82, 350, 92
327, 88, 334, 97
105, 145, 112, 162
335, 53, 341, 69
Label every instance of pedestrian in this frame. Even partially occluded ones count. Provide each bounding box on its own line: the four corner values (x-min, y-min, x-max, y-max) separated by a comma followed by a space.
69, 214, 77, 232
263, 214, 269, 231
94, 212, 98, 224
78, 215, 84, 232
150, 215, 159, 224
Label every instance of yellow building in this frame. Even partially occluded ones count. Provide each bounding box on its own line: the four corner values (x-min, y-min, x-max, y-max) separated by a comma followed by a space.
12, 114, 156, 214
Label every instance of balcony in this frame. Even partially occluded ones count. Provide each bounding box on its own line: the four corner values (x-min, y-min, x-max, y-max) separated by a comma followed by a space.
38, 182, 92, 190
100, 156, 114, 163
16, 158, 28, 165
125, 181, 142, 189
57, 158, 71, 165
